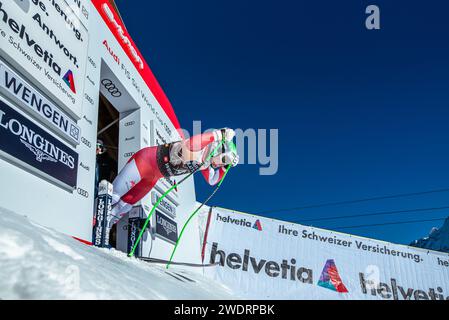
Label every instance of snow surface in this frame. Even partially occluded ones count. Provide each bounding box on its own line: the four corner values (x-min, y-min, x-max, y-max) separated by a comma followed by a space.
0, 207, 237, 300
411, 217, 449, 253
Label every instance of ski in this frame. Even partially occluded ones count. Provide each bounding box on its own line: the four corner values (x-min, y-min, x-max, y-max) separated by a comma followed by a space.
137, 256, 219, 268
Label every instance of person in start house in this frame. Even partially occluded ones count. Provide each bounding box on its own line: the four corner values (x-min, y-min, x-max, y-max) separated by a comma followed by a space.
109, 128, 239, 225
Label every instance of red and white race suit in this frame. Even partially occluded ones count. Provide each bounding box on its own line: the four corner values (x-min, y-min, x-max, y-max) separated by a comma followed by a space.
109, 129, 237, 225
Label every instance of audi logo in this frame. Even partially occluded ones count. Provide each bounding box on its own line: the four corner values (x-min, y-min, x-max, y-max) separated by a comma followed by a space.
77, 188, 89, 198
101, 79, 122, 97
81, 137, 92, 148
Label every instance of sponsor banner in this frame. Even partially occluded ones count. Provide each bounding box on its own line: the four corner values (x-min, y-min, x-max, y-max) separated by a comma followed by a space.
151, 191, 176, 218
0, 61, 80, 145
128, 214, 144, 257
0, 0, 88, 118
92, 180, 113, 247
155, 211, 178, 245
0, 98, 78, 189
203, 207, 449, 300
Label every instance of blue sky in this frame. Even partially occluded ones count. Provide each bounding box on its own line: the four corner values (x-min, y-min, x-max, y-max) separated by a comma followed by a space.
116, 1, 449, 245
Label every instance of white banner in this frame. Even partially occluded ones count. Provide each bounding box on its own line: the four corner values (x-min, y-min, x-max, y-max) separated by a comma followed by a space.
202, 207, 449, 300
0, 61, 80, 145
0, 0, 88, 119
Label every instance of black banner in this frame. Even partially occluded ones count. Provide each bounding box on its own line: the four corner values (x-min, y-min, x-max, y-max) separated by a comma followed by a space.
93, 194, 112, 248
0, 300, 441, 318
156, 211, 178, 244
127, 217, 144, 257
0, 99, 78, 188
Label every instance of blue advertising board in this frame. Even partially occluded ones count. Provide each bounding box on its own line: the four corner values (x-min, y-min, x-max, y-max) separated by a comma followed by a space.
0, 98, 78, 189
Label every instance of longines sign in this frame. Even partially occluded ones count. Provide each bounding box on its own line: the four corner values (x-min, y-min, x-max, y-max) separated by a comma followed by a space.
155, 211, 178, 245
0, 98, 78, 189
0, 0, 88, 119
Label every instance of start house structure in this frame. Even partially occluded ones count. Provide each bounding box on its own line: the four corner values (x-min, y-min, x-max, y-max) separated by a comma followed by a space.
0, 0, 201, 265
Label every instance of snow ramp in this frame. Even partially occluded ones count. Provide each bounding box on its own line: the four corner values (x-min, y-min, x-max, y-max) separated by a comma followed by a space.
0, 207, 236, 300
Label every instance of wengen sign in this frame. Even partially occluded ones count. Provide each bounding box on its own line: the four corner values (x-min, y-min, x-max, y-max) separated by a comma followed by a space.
0, 61, 80, 145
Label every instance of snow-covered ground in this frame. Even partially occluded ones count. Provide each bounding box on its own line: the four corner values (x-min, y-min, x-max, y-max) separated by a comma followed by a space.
411, 217, 449, 253
0, 207, 237, 300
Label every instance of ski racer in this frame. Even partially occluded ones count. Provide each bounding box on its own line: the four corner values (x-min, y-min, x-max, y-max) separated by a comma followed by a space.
109, 128, 239, 224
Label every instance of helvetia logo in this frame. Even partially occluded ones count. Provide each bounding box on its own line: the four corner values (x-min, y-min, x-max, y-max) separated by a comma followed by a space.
63, 70, 76, 93
359, 273, 449, 300
216, 213, 262, 232
253, 220, 263, 231
210, 243, 349, 294
317, 259, 348, 293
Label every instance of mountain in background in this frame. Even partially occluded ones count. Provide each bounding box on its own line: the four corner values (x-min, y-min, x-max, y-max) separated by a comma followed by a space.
410, 217, 449, 253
